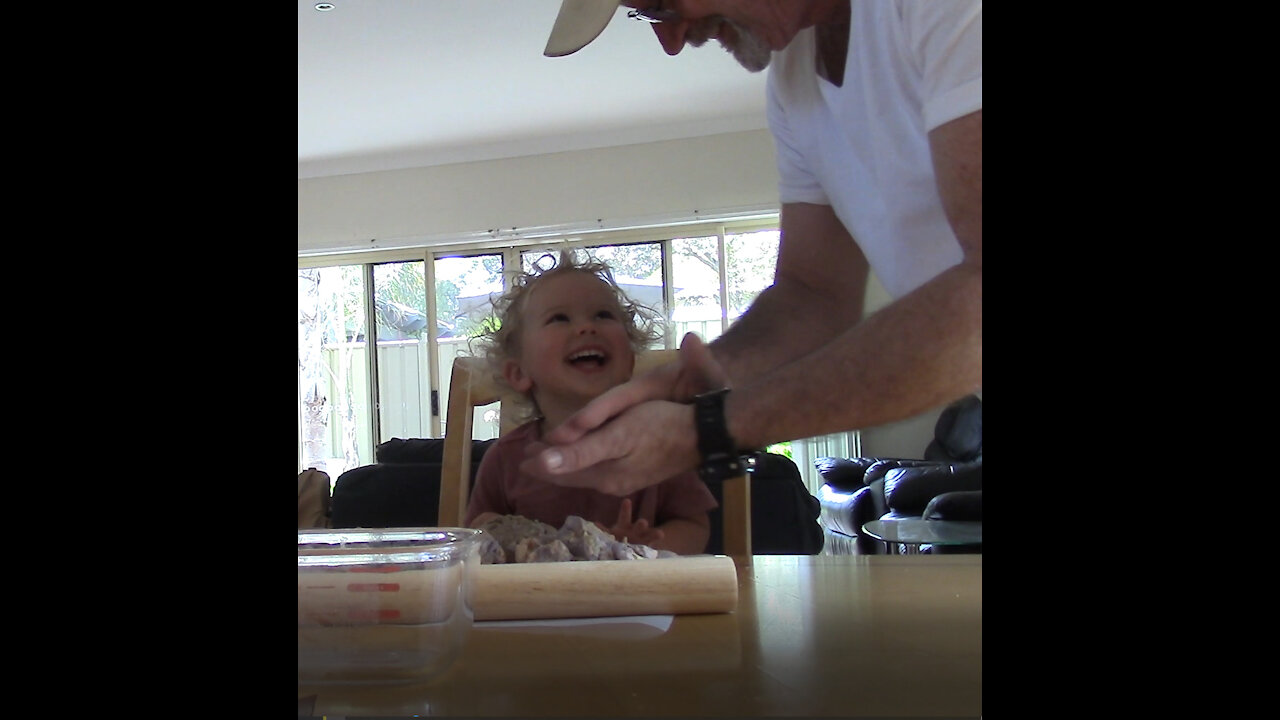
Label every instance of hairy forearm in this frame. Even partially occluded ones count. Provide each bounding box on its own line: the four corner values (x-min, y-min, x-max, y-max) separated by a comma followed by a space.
711, 275, 864, 387
720, 112, 982, 449
650, 517, 711, 555
709, 202, 867, 388
726, 259, 981, 449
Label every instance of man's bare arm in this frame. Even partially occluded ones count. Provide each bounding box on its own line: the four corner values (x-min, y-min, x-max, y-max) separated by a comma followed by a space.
523, 111, 981, 496
725, 110, 982, 448
709, 202, 869, 387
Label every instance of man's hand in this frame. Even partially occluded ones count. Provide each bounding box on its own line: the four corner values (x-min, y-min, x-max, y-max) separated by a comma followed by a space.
669, 331, 729, 399
521, 333, 725, 495
544, 332, 727, 446
520, 400, 701, 496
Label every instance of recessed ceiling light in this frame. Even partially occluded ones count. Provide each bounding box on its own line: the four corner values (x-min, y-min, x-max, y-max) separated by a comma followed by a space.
315, 3, 335, 10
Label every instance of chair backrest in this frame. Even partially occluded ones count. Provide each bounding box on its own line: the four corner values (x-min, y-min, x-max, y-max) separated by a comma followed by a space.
297, 468, 331, 529
437, 350, 752, 558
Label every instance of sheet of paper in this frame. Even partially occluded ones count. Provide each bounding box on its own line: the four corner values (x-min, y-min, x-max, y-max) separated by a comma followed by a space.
474, 614, 673, 639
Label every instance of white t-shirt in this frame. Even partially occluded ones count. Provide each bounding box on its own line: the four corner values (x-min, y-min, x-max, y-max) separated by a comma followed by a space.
767, 0, 982, 299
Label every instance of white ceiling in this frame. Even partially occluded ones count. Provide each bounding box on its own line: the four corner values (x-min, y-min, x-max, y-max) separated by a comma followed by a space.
298, 0, 769, 179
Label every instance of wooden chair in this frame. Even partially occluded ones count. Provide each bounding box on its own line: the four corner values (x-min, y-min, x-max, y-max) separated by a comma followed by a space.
437, 351, 752, 557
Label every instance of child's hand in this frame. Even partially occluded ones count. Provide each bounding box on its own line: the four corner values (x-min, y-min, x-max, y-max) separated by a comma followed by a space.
599, 498, 665, 547
470, 511, 503, 528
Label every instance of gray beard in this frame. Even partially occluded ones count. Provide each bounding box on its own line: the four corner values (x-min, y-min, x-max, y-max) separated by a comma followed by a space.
724, 18, 772, 72
687, 16, 772, 73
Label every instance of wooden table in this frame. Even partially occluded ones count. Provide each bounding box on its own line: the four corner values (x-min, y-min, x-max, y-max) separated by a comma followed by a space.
298, 554, 982, 717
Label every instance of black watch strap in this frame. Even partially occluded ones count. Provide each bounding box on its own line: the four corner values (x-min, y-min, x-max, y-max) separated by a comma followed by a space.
694, 388, 743, 483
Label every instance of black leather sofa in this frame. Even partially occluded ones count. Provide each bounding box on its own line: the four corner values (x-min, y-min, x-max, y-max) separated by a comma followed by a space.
330, 437, 824, 555
330, 437, 497, 529
816, 395, 982, 554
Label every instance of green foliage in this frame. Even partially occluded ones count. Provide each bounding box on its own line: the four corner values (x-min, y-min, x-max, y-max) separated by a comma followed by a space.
452, 312, 500, 339
377, 262, 426, 309
765, 441, 793, 460
589, 244, 662, 280
435, 278, 461, 329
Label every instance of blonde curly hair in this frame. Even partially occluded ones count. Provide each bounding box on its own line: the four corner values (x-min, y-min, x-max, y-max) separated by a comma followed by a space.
470, 249, 664, 422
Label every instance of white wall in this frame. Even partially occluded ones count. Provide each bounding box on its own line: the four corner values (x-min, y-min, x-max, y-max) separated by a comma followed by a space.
298, 130, 780, 255
298, 128, 950, 459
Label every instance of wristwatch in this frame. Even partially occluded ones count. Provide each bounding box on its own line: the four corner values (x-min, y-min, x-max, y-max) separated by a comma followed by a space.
693, 388, 745, 483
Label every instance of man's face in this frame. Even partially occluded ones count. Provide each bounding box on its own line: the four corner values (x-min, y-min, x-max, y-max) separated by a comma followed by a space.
624, 1, 776, 72
685, 14, 773, 72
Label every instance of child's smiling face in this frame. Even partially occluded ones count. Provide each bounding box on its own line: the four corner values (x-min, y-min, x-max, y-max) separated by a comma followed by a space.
504, 270, 637, 414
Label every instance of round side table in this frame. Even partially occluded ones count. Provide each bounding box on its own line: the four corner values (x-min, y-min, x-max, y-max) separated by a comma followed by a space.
862, 519, 982, 555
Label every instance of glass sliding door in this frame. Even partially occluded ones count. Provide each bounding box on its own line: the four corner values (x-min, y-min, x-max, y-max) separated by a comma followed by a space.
434, 253, 505, 440
667, 226, 780, 344
372, 260, 432, 444
669, 233, 726, 343
725, 228, 780, 322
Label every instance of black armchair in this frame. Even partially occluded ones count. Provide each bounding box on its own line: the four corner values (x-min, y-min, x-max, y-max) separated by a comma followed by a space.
330, 437, 496, 529
923, 490, 982, 521
816, 394, 982, 554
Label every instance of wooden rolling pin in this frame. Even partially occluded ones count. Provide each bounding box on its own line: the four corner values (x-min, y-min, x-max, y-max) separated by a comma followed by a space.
472, 555, 738, 621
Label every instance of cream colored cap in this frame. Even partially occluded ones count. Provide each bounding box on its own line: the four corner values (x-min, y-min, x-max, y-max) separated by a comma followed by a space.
544, 0, 621, 57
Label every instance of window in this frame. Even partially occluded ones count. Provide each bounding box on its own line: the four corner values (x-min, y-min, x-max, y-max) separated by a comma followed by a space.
297, 264, 375, 480
668, 227, 780, 342
670, 233, 725, 342
434, 253, 505, 440
725, 229, 781, 322
373, 260, 431, 443
298, 216, 856, 494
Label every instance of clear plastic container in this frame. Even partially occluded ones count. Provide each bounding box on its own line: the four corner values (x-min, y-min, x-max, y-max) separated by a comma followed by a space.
298, 528, 482, 685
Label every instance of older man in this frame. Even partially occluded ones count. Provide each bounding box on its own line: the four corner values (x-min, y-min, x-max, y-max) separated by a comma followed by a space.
526, 0, 982, 496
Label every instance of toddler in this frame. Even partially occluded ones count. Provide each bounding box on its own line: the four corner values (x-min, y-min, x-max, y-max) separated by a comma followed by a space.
464, 251, 716, 554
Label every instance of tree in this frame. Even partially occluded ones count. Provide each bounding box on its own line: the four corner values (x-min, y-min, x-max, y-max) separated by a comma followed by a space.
298, 265, 368, 474
668, 231, 780, 316
298, 269, 330, 471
